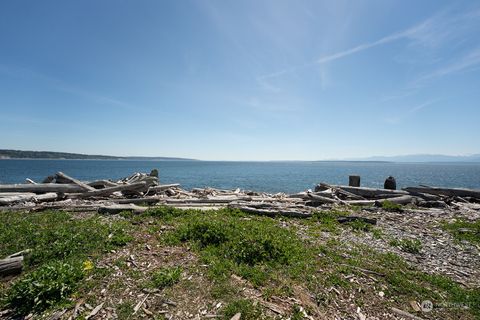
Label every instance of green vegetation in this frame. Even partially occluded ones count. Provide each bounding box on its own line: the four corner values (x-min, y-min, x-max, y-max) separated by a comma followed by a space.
222, 299, 264, 320
389, 238, 422, 254
1, 206, 478, 319
381, 200, 403, 212
5, 261, 84, 314
0, 210, 132, 315
442, 219, 480, 245
149, 266, 182, 289
161, 207, 313, 287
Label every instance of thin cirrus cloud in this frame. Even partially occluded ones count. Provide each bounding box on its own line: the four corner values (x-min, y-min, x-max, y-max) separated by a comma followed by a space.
257, 7, 480, 88
384, 100, 438, 124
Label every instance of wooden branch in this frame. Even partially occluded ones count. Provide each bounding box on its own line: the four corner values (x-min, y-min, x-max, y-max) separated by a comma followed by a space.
0, 184, 84, 194
34, 192, 58, 202
337, 216, 377, 225
0, 193, 36, 205
98, 204, 148, 214
56, 172, 95, 191
318, 182, 366, 200
148, 184, 181, 192
73, 181, 147, 198
403, 186, 480, 199
0, 254, 25, 277
306, 193, 341, 204
320, 184, 408, 198
87, 180, 119, 188
231, 205, 312, 218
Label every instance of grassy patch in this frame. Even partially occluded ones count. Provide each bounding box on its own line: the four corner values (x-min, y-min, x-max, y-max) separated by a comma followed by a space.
0, 210, 132, 267
381, 200, 403, 212
5, 260, 84, 314
222, 299, 265, 320
0, 210, 133, 315
442, 219, 480, 245
149, 266, 182, 289
389, 238, 422, 254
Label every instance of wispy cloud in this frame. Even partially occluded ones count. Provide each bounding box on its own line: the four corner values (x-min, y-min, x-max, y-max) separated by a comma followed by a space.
258, 7, 480, 89
0, 64, 136, 111
414, 47, 480, 83
384, 100, 437, 124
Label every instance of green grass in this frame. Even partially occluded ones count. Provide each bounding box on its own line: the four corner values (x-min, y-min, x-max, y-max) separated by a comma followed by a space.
149, 266, 182, 289
442, 219, 480, 245
163, 208, 314, 287
5, 260, 84, 314
0, 210, 133, 315
381, 200, 403, 212
222, 299, 265, 320
389, 238, 422, 254
0, 210, 132, 267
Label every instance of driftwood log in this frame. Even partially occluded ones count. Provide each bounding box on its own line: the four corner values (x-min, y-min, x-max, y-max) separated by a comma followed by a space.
403, 186, 480, 199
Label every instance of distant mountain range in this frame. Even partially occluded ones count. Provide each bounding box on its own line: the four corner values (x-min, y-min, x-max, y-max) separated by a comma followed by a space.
349, 154, 480, 162
0, 149, 196, 161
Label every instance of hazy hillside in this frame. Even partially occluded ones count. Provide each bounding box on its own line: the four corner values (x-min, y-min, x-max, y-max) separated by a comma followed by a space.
0, 149, 196, 161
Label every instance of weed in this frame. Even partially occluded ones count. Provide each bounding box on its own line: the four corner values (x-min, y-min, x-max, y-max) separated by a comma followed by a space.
222, 299, 263, 320
167, 209, 312, 286
346, 220, 373, 232
381, 201, 403, 212
442, 219, 480, 245
116, 301, 134, 320
5, 261, 83, 315
149, 267, 182, 289
0, 211, 132, 267
389, 238, 422, 254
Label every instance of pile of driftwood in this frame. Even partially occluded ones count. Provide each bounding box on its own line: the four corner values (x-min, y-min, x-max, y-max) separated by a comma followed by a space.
1, 171, 480, 278
0, 171, 479, 218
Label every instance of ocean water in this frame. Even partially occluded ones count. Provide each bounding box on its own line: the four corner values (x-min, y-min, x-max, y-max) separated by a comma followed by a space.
1, 160, 480, 193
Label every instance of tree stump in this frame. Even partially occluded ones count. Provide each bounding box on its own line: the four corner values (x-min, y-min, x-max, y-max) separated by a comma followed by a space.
349, 175, 361, 187
384, 176, 397, 190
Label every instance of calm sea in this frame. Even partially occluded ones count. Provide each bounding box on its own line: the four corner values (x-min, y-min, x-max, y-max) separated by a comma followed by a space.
1, 160, 479, 193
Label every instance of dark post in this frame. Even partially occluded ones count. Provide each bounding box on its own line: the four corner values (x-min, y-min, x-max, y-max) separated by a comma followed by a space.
384, 176, 397, 190
349, 175, 361, 187
149, 169, 159, 178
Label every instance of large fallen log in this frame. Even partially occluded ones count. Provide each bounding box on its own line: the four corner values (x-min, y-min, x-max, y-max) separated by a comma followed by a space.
148, 184, 181, 192
318, 182, 366, 200
71, 181, 147, 198
0, 250, 30, 277
316, 184, 408, 198
98, 204, 148, 214
56, 172, 95, 191
403, 186, 480, 199
232, 205, 312, 218
0, 184, 84, 194
0, 256, 23, 276
345, 195, 414, 206
0, 193, 37, 205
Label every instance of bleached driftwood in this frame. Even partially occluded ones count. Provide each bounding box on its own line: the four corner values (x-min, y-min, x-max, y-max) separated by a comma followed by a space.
0, 256, 23, 276
56, 172, 95, 191
316, 184, 409, 198
72, 182, 148, 198
403, 186, 480, 199
98, 204, 148, 214
0, 184, 84, 193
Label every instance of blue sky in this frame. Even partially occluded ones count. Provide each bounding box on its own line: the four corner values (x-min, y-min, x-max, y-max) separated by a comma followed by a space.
0, 0, 479, 160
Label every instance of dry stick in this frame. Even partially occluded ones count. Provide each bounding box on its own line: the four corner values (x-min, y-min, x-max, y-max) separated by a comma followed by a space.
319, 182, 366, 200
390, 307, 425, 320
148, 184, 181, 192
98, 204, 148, 214
73, 181, 147, 198
56, 172, 96, 191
